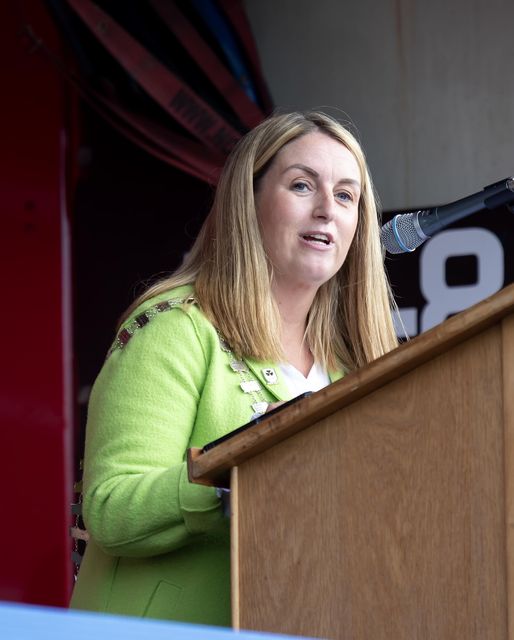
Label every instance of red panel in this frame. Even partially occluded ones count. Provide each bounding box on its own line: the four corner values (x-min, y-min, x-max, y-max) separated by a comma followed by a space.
0, 4, 73, 605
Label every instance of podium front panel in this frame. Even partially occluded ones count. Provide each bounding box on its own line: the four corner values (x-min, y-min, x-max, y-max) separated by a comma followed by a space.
232, 325, 509, 639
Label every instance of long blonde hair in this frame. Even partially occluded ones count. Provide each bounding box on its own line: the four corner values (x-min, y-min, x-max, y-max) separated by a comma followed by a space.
122, 111, 398, 371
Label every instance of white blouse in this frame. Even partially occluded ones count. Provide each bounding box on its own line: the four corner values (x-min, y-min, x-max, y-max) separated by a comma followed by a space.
279, 361, 331, 397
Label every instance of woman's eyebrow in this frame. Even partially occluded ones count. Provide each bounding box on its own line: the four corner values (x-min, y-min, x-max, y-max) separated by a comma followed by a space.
336, 178, 361, 190
282, 163, 319, 177
283, 164, 361, 189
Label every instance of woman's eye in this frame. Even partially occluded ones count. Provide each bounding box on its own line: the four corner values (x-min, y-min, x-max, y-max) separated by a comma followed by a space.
336, 191, 353, 202
292, 181, 310, 192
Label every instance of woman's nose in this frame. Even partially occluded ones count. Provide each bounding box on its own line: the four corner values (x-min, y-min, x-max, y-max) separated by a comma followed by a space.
313, 189, 335, 220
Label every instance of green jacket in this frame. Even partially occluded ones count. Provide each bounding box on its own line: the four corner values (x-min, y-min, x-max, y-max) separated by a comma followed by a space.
71, 285, 342, 625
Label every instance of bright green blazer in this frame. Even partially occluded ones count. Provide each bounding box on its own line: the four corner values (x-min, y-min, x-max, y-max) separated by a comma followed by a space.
70, 285, 343, 626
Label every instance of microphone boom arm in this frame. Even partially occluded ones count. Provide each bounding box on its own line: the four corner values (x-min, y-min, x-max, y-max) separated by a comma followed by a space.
382, 177, 514, 254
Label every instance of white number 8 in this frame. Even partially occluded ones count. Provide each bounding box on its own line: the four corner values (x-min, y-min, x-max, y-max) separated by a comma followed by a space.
420, 228, 504, 331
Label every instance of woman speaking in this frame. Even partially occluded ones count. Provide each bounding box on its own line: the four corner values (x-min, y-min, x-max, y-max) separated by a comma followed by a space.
71, 111, 398, 625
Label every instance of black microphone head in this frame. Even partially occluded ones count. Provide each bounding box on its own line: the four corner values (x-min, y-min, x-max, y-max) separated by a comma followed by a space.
381, 212, 429, 254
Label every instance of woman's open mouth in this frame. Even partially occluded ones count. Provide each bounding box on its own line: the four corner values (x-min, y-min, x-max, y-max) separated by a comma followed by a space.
300, 233, 333, 246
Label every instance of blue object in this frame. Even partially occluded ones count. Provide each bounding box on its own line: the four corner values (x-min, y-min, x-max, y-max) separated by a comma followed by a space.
0, 602, 311, 640
191, 0, 258, 103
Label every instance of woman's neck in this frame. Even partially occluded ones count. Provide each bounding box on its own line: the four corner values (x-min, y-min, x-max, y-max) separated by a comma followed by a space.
272, 282, 317, 376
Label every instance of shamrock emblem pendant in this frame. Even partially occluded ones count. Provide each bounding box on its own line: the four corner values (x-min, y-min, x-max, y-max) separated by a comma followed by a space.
261, 368, 278, 384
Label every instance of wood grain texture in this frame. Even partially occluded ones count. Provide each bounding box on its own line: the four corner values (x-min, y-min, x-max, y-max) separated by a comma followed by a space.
189, 285, 514, 487
230, 466, 240, 631
503, 314, 514, 640
236, 327, 507, 639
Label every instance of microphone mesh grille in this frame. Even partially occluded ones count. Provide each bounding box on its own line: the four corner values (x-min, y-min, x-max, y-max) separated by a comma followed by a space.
381, 213, 426, 254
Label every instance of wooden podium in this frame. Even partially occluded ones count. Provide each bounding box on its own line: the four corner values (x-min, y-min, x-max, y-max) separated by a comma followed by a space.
188, 284, 514, 639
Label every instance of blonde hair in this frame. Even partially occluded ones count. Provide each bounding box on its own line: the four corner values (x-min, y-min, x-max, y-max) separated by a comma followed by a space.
122, 111, 398, 371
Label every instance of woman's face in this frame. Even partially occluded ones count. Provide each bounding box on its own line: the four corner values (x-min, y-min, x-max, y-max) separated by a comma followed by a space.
255, 131, 361, 298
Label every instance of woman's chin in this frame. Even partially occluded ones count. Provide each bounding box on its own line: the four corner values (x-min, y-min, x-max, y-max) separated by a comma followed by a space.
274, 269, 336, 294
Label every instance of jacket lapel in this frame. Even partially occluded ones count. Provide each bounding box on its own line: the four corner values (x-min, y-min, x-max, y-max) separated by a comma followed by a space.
244, 357, 345, 401
244, 357, 291, 401
329, 369, 344, 383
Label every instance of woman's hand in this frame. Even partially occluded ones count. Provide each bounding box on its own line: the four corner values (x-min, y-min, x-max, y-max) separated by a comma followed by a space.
266, 401, 285, 412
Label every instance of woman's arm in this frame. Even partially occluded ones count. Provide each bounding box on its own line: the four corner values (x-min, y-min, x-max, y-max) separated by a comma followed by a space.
82, 306, 224, 558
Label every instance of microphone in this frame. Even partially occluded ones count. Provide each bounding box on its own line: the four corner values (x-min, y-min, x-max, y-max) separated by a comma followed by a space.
381, 177, 514, 254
